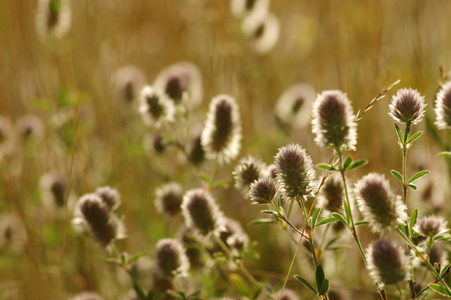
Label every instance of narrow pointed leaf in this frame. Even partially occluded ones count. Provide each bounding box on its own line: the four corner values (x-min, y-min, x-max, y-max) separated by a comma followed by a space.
408, 183, 417, 190
408, 170, 430, 184
317, 164, 336, 171
390, 170, 403, 183
332, 212, 347, 226
428, 283, 451, 297
294, 275, 317, 295
409, 208, 418, 237
343, 200, 352, 225
319, 279, 330, 296
438, 151, 451, 157
355, 220, 369, 226
343, 157, 352, 169
315, 217, 337, 227
312, 208, 321, 228
127, 253, 145, 264
249, 218, 275, 225
394, 123, 403, 143
406, 131, 423, 144
315, 265, 325, 291
347, 159, 368, 171
440, 263, 451, 278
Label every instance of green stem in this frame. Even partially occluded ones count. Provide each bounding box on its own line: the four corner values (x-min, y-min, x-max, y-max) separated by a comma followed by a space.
269, 202, 308, 238
396, 227, 451, 293
296, 196, 319, 267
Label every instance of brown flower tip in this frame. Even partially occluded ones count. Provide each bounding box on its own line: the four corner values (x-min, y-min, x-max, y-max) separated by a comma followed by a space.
155, 183, 184, 216
389, 88, 426, 124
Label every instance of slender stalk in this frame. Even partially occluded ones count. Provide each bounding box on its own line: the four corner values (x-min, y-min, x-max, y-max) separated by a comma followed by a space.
213, 235, 272, 297
269, 202, 308, 238
296, 196, 319, 267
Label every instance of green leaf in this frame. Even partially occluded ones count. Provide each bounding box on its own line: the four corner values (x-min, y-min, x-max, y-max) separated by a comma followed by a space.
355, 220, 369, 226
428, 283, 451, 297
315, 265, 325, 292
394, 123, 403, 143
294, 275, 317, 295
438, 151, 451, 157
406, 131, 423, 144
408, 183, 417, 190
315, 217, 337, 227
440, 263, 451, 278
331, 212, 347, 226
249, 218, 275, 225
318, 279, 330, 296
408, 170, 430, 184
261, 210, 277, 215
343, 157, 352, 169
390, 170, 403, 183
317, 164, 336, 171
409, 208, 418, 237
347, 159, 368, 171
312, 208, 321, 228
127, 253, 145, 264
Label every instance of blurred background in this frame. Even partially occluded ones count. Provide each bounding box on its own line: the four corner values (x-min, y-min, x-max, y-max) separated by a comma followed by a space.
1, 0, 451, 299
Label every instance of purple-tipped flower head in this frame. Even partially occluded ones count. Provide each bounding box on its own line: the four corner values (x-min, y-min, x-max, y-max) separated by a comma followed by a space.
367, 239, 409, 287
312, 90, 357, 151
155, 183, 184, 216
230, 0, 269, 18
248, 178, 277, 204
154, 238, 189, 278
201, 95, 242, 164
72, 194, 125, 247
95, 186, 121, 211
39, 171, 71, 213
16, 115, 44, 141
389, 88, 426, 124
274, 144, 316, 199
219, 218, 249, 250
414, 215, 449, 239
355, 173, 407, 234
435, 81, 451, 129
153, 62, 203, 107
0, 213, 27, 254
181, 189, 223, 236
138, 86, 175, 128
112, 65, 146, 104
233, 156, 266, 193
188, 133, 205, 165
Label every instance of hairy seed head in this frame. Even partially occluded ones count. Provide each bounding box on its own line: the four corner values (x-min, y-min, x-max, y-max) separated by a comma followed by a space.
355, 173, 407, 234
112, 65, 146, 104
138, 85, 175, 128
201, 95, 242, 164
274, 144, 316, 199
317, 173, 344, 213
249, 178, 277, 204
242, 12, 280, 54
312, 90, 357, 151
155, 183, 184, 216
414, 215, 449, 239
389, 88, 426, 124
154, 238, 190, 277
0, 213, 27, 254
274, 289, 299, 300
95, 186, 121, 211
230, 0, 269, 18
188, 133, 205, 165
233, 156, 266, 194
69, 292, 104, 300
39, 171, 69, 212
35, 0, 71, 40
16, 114, 44, 141
181, 189, 223, 236
367, 239, 409, 287
435, 81, 451, 129
153, 62, 203, 107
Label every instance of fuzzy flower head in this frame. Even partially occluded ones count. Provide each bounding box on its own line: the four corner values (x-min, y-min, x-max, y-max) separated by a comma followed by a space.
15, 114, 45, 142
249, 178, 278, 204
0, 213, 27, 254
219, 218, 249, 250
95, 186, 121, 211
312, 90, 357, 151
275, 84, 316, 129
39, 171, 75, 215
367, 239, 409, 288
69, 292, 104, 300
274, 144, 316, 199
230, 0, 270, 18
0, 116, 15, 160
435, 81, 451, 129
181, 189, 224, 236
414, 215, 449, 240
274, 289, 300, 300
155, 183, 184, 216
138, 85, 175, 128
72, 194, 125, 247
389, 88, 426, 124
317, 173, 344, 213
242, 11, 280, 54
201, 95, 242, 164
153, 62, 203, 107
35, 0, 71, 40
355, 173, 407, 234
188, 133, 205, 165
154, 238, 190, 278
233, 156, 266, 194
112, 65, 146, 104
